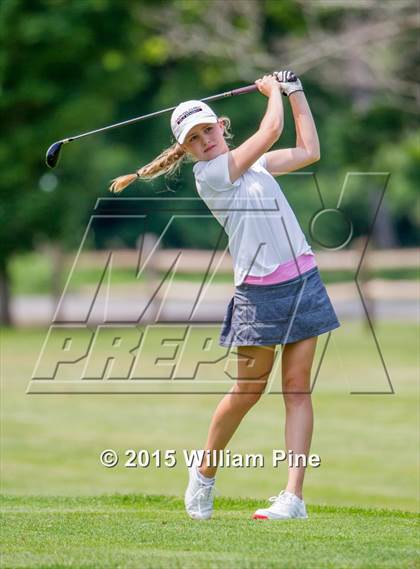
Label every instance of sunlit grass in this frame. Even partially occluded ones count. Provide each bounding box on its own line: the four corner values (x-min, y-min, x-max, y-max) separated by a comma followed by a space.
0, 495, 418, 569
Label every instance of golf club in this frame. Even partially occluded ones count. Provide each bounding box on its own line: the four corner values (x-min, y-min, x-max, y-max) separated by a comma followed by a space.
45, 72, 297, 168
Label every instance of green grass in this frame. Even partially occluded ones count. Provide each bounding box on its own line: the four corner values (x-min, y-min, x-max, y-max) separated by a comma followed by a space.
1, 495, 418, 569
1, 323, 419, 567
1, 323, 419, 507
9, 251, 419, 294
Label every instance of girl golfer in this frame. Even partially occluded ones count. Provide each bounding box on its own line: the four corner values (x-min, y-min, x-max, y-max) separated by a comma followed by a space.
110, 72, 341, 521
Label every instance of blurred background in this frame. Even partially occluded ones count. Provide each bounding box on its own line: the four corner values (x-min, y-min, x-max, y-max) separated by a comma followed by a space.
1, 0, 419, 510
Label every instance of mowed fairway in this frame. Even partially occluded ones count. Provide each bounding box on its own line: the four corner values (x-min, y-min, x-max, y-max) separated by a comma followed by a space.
1, 322, 419, 568
1, 495, 418, 569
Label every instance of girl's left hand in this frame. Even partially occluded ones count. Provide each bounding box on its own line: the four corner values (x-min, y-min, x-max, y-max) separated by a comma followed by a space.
274, 70, 304, 97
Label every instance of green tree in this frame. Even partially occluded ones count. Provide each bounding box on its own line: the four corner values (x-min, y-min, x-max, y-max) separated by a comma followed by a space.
1, 0, 418, 325
0, 0, 154, 323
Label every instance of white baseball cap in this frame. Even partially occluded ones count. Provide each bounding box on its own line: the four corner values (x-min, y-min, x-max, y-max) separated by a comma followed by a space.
171, 100, 218, 144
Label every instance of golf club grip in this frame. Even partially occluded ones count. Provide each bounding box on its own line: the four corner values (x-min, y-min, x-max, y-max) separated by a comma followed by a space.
230, 73, 297, 97
231, 85, 258, 96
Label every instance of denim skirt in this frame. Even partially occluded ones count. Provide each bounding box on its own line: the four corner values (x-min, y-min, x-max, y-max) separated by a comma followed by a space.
219, 266, 341, 347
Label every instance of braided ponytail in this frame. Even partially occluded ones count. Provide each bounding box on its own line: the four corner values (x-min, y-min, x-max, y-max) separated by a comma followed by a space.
109, 116, 233, 193
109, 142, 187, 193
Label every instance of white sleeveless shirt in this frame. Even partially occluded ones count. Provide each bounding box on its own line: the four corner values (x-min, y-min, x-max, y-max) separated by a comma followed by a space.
193, 151, 313, 286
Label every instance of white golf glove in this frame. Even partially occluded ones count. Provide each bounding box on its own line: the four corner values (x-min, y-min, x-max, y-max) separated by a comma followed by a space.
274, 70, 303, 97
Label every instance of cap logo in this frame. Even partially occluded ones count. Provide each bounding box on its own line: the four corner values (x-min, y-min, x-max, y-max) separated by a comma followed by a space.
176, 106, 203, 125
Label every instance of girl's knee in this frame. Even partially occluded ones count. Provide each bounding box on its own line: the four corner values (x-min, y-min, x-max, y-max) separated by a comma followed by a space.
282, 374, 311, 406
232, 382, 266, 407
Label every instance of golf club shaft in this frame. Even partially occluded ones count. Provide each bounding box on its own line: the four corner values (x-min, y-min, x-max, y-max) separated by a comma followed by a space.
46, 73, 297, 167
61, 84, 258, 144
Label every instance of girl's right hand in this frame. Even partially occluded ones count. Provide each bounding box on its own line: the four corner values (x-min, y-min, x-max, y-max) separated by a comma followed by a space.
254, 74, 281, 97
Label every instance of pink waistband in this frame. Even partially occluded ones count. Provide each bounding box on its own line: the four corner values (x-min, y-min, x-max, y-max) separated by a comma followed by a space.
243, 252, 317, 285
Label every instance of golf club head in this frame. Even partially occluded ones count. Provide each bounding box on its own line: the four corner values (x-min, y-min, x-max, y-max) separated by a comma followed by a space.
45, 141, 63, 168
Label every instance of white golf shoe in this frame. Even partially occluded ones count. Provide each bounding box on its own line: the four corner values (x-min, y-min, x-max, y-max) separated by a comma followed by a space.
253, 490, 308, 520
184, 465, 216, 520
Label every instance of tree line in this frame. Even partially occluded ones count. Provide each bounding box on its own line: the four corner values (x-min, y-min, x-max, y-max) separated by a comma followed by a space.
1, 0, 418, 323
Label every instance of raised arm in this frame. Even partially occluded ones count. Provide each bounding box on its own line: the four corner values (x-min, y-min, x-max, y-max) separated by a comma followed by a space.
264, 77, 320, 176
228, 75, 284, 184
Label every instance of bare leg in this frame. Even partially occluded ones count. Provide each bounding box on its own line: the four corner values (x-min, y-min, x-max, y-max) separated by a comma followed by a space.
281, 336, 318, 499
199, 344, 276, 478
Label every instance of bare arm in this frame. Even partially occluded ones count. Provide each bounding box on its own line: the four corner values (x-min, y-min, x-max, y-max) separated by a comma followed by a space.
228, 75, 284, 183
264, 90, 320, 176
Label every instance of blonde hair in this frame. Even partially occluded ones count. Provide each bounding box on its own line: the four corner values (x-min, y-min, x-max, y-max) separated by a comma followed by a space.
109, 116, 233, 193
